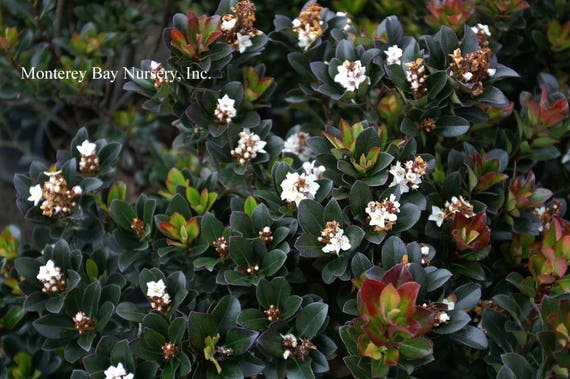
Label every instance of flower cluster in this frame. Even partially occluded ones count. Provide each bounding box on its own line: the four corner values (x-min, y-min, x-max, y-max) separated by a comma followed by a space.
130, 218, 145, 239
146, 279, 172, 314
264, 304, 280, 321
230, 128, 267, 165
429, 196, 475, 227
73, 311, 96, 334
418, 117, 437, 132
220, 0, 261, 53
534, 199, 564, 232
29, 171, 81, 217
365, 194, 401, 232
333, 60, 368, 92
258, 226, 273, 244
36, 259, 65, 295
449, 48, 494, 96
384, 45, 403, 66
301, 160, 326, 179
161, 341, 179, 361
77, 140, 99, 176
317, 220, 351, 255
405, 58, 428, 97
214, 94, 237, 124
213, 236, 229, 257
280, 172, 320, 206
283, 131, 312, 161
388, 156, 428, 194
103, 363, 134, 379
281, 333, 316, 361
291, 2, 323, 50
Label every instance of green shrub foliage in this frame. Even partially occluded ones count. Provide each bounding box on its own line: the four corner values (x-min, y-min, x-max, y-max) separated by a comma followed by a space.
2, 0, 570, 378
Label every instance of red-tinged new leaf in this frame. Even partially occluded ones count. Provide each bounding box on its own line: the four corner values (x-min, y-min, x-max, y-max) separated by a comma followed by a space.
379, 283, 401, 321
360, 278, 386, 317
396, 282, 421, 316
381, 263, 413, 288
158, 222, 180, 240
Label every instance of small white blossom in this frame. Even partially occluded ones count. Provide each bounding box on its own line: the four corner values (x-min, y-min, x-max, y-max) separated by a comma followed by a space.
74, 311, 84, 322
296, 24, 319, 50
385, 45, 403, 66
71, 185, 82, 197
487, 68, 496, 77
421, 246, 430, 256
146, 279, 169, 302
283, 349, 292, 359
28, 184, 43, 206
149, 60, 161, 71
428, 206, 445, 227
221, 18, 237, 31
214, 94, 237, 124
388, 158, 426, 193
281, 333, 298, 347
283, 132, 312, 161
280, 172, 320, 206
442, 298, 455, 311
319, 221, 351, 255
104, 362, 134, 379
231, 129, 267, 165
37, 260, 62, 282
436, 312, 451, 324
302, 160, 326, 180
462, 72, 473, 81
471, 23, 491, 37
334, 60, 368, 92
236, 33, 253, 53
365, 194, 401, 231
77, 140, 97, 156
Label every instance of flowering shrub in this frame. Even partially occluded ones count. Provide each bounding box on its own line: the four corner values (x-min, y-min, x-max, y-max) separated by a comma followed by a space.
2, 0, 570, 378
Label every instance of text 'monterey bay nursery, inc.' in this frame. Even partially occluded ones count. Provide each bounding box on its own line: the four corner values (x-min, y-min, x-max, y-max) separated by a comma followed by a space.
20, 66, 211, 83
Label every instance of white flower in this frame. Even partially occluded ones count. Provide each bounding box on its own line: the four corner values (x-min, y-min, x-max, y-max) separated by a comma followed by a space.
221, 18, 237, 31
292, 18, 302, 28
334, 60, 368, 92
321, 229, 351, 255
283, 349, 292, 359
428, 206, 445, 227
71, 185, 82, 197
104, 362, 134, 379
388, 159, 426, 193
388, 161, 408, 193
236, 33, 252, 53
302, 160, 325, 180
280, 172, 320, 205
146, 279, 168, 299
421, 246, 430, 256
231, 129, 267, 165
283, 132, 312, 161
385, 45, 403, 66
296, 24, 319, 50
77, 140, 97, 156
462, 72, 473, 81
149, 60, 161, 71
27, 184, 43, 206
487, 68, 496, 77
436, 312, 451, 324
74, 311, 84, 322
442, 298, 455, 311
365, 194, 401, 231
281, 333, 298, 347
471, 23, 491, 37
214, 94, 237, 124
37, 260, 63, 282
